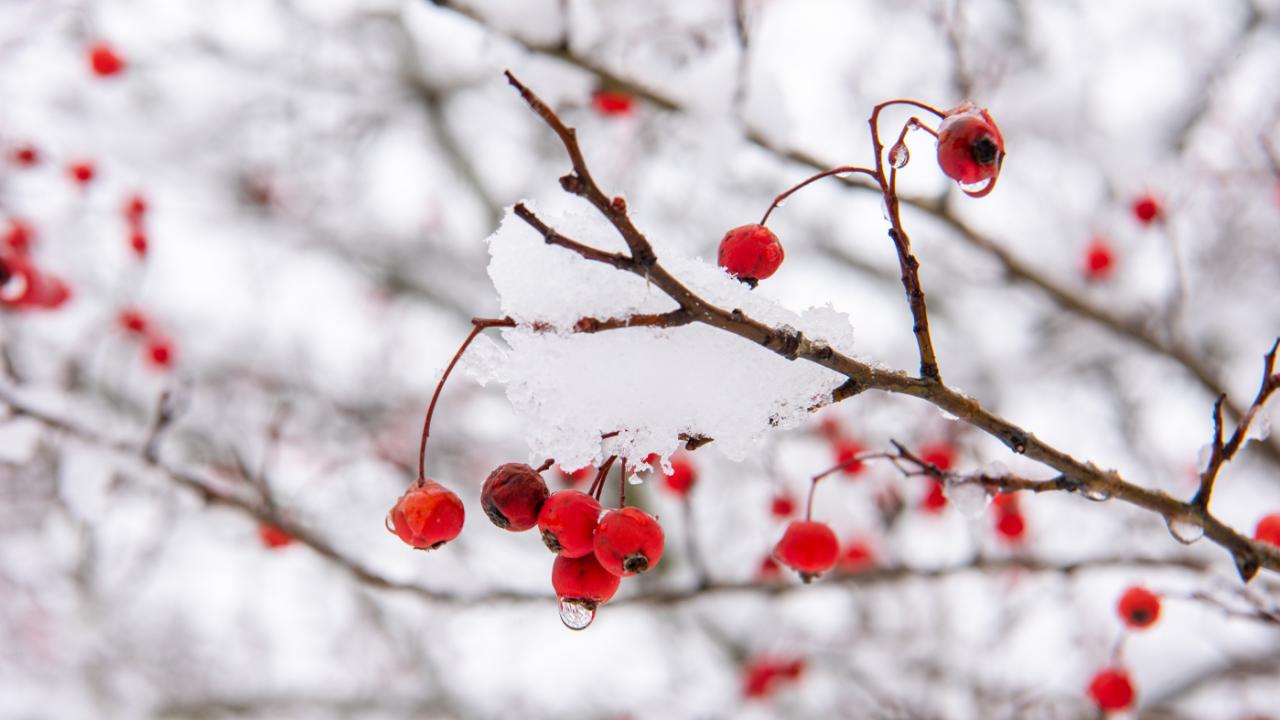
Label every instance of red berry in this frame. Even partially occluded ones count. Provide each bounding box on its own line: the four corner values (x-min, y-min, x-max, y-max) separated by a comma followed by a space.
593, 507, 664, 576
10, 144, 38, 167
552, 552, 621, 606
757, 554, 783, 582
124, 194, 148, 222
1116, 585, 1161, 629
742, 656, 805, 699
919, 442, 954, 471
480, 462, 550, 531
538, 490, 602, 557
1087, 667, 1135, 712
718, 224, 784, 283
118, 307, 148, 334
1084, 237, 1116, 281
995, 511, 1026, 543
591, 90, 634, 117
1254, 512, 1280, 548
1132, 194, 1161, 224
920, 480, 947, 513
770, 493, 795, 518
661, 456, 697, 497
839, 539, 876, 573
145, 337, 173, 369
936, 104, 1004, 195
817, 415, 843, 439
386, 479, 465, 550
258, 523, 293, 549
833, 438, 866, 476
992, 492, 1020, 514
4, 218, 34, 254
88, 42, 125, 77
68, 161, 95, 186
774, 520, 839, 580
129, 230, 148, 256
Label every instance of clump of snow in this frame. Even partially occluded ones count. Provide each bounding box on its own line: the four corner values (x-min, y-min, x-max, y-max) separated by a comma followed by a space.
472, 204, 856, 470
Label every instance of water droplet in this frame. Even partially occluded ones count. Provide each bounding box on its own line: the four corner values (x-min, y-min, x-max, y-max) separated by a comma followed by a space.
938, 408, 959, 421
1165, 514, 1204, 545
958, 178, 995, 196
1247, 416, 1272, 442
944, 478, 991, 517
558, 597, 596, 630
888, 142, 910, 169
776, 198, 788, 208
1080, 487, 1112, 502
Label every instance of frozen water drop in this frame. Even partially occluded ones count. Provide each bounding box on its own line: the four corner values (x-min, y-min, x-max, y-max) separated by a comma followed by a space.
938, 407, 959, 421
888, 142, 910, 169
1080, 487, 1112, 502
1165, 515, 1204, 545
558, 597, 596, 630
944, 478, 991, 518
1247, 416, 1272, 442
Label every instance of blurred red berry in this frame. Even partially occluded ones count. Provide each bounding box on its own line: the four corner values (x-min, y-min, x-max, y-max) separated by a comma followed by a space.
129, 230, 148, 256
833, 438, 866, 476
774, 520, 839, 579
920, 480, 947, 513
757, 554, 782, 582
258, 523, 294, 549
995, 511, 1026, 543
88, 42, 125, 77
1253, 512, 1280, 547
661, 456, 697, 496
718, 224, 784, 283
4, 218, 34, 254
118, 307, 148, 334
919, 442, 954, 471
591, 89, 634, 117
124, 194, 148, 222
1087, 667, 1135, 712
1084, 237, 1116, 281
742, 656, 805, 699
145, 337, 174, 369
1116, 585, 1161, 629
386, 479, 465, 550
770, 493, 795, 518
1132, 194, 1161, 224
68, 161, 95, 186
10, 144, 39, 167
839, 539, 876, 573
557, 465, 594, 487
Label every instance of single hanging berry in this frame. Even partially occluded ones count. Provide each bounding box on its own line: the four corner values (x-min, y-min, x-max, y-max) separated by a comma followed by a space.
538, 490, 603, 557
1131, 194, 1161, 224
718, 224, 784, 284
552, 553, 620, 608
480, 462, 550, 532
1116, 585, 1161, 629
773, 520, 839, 581
1087, 667, 1135, 712
593, 507, 664, 576
386, 479, 465, 550
936, 103, 1004, 196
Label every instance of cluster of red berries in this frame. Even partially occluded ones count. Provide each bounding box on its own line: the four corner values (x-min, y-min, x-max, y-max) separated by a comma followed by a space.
1, 218, 71, 311
123, 192, 151, 257
117, 306, 175, 370
387, 459, 667, 629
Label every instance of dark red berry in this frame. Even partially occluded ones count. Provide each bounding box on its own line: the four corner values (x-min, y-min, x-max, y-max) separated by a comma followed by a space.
774, 520, 839, 580
1116, 585, 1161, 629
1254, 512, 1280, 547
1132, 195, 1161, 224
1087, 667, 1135, 712
552, 552, 621, 606
386, 479, 465, 550
593, 507, 664, 576
538, 490, 602, 557
88, 42, 125, 77
480, 462, 550, 532
936, 104, 1004, 197
718, 224, 784, 283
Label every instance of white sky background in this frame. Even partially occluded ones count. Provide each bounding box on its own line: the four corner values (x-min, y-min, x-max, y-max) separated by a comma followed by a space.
1, 0, 1279, 718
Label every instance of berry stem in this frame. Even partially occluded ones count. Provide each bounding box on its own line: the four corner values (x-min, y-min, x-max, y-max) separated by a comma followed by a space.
536, 458, 555, 473
618, 457, 627, 507
759, 165, 877, 226
416, 317, 515, 483
805, 452, 879, 520
589, 455, 617, 500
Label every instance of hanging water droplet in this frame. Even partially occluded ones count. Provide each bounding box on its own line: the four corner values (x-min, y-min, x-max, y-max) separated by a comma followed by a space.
776, 197, 788, 208
1165, 514, 1204, 545
1080, 487, 1112, 502
944, 478, 992, 517
938, 407, 959, 421
1247, 416, 1272, 442
558, 597, 596, 630
888, 142, 910, 169
958, 178, 994, 196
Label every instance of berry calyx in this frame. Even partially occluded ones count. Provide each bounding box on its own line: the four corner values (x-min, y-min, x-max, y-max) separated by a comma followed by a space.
386, 479, 465, 550
88, 42, 126, 77
593, 507, 664, 576
1084, 237, 1116, 281
1253, 512, 1280, 547
591, 89, 634, 117
551, 552, 621, 607
538, 490, 602, 557
936, 104, 1004, 197
718, 224, 784, 284
480, 462, 550, 532
1116, 585, 1161, 629
1087, 667, 1135, 712
1132, 194, 1161, 224
773, 520, 839, 580
258, 523, 294, 549
660, 456, 696, 497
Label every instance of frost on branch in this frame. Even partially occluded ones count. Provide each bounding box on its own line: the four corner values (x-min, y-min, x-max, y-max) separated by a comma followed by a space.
469, 203, 855, 469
